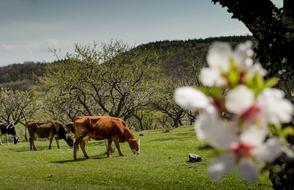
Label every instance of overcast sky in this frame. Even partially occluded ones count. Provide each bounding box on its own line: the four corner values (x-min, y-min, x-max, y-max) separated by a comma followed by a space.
0, 0, 282, 66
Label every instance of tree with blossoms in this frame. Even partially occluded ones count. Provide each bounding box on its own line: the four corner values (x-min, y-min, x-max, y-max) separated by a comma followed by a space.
174, 41, 294, 182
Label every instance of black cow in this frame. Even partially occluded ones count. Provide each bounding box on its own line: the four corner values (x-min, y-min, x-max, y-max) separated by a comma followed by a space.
0, 123, 19, 144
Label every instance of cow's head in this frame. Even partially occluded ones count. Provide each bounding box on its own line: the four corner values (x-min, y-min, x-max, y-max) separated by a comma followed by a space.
128, 138, 140, 155
58, 123, 74, 147
64, 132, 74, 147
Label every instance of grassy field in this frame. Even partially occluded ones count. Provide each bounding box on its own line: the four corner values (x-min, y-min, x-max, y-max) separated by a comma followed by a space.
0, 126, 272, 190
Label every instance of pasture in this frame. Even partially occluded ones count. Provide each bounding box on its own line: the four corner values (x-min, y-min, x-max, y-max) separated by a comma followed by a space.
0, 126, 272, 190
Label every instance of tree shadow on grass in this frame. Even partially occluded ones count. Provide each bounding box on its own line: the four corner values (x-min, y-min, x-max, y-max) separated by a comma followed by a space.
8, 145, 51, 152
50, 158, 88, 163
50, 154, 109, 164
149, 136, 192, 142
175, 131, 194, 137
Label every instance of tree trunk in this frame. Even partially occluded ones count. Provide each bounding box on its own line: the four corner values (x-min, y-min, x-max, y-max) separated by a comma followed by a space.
133, 114, 144, 131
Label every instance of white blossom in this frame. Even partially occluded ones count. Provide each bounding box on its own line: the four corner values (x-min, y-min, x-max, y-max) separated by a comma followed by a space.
195, 107, 237, 148
237, 158, 259, 182
199, 68, 226, 87
224, 86, 293, 125
196, 110, 282, 181
225, 85, 254, 115
174, 41, 293, 182
257, 88, 294, 124
207, 42, 232, 72
233, 41, 254, 71
174, 87, 209, 111
248, 63, 267, 76
201, 41, 268, 87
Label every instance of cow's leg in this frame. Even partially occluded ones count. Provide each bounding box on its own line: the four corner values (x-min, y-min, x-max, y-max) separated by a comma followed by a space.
29, 137, 36, 151
13, 135, 19, 144
114, 139, 124, 156
106, 139, 113, 157
0, 135, 2, 145
48, 137, 53, 149
104, 140, 115, 156
55, 137, 60, 149
6, 134, 9, 144
73, 137, 82, 160
80, 140, 89, 159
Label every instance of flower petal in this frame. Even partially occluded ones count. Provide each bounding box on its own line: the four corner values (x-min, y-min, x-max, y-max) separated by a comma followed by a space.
225, 85, 254, 114
208, 154, 235, 181
257, 88, 294, 124
174, 87, 209, 111
199, 68, 226, 87
254, 137, 282, 163
238, 158, 259, 182
233, 41, 254, 70
207, 42, 232, 72
248, 63, 267, 76
195, 108, 238, 149
240, 125, 267, 146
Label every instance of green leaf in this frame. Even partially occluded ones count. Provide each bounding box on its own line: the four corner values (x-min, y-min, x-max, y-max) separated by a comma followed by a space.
264, 77, 279, 88
227, 69, 239, 88
245, 75, 254, 88
197, 86, 222, 98
245, 74, 265, 95
280, 127, 294, 141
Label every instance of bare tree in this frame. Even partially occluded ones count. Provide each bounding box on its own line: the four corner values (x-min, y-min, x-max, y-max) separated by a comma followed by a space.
42, 41, 160, 122
0, 88, 37, 125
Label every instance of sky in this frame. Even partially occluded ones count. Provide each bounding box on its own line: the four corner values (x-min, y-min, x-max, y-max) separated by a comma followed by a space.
0, 0, 283, 66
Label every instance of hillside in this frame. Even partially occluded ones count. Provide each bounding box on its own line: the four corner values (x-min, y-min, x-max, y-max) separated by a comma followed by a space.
0, 62, 47, 90
0, 35, 252, 90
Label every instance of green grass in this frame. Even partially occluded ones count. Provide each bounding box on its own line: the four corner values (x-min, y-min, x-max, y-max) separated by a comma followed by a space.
0, 126, 272, 190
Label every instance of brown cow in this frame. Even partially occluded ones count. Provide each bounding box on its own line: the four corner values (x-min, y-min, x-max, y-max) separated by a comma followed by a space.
27, 120, 74, 150
73, 116, 140, 160
66, 120, 116, 155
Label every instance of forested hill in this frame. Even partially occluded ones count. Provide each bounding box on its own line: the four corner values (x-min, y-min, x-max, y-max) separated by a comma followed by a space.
0, 62, 47, 90
0, 35, 252, 90
134, 35, 252, 50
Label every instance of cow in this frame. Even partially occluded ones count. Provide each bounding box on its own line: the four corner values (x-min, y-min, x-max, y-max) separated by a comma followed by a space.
26, 120, 74, 150
66, 121, 115, 154
0, 123, 19, 144
73, 115, 140, 160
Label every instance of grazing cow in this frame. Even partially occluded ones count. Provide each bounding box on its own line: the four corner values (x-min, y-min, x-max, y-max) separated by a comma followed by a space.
0, 123, 19, 144
73, 116, 140, 160
66, 121, 116, 155
26, 120, 74, 150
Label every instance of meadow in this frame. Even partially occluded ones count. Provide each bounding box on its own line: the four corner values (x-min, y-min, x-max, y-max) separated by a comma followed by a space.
0, 126, 272, 190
